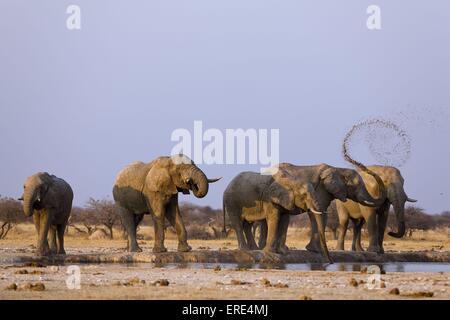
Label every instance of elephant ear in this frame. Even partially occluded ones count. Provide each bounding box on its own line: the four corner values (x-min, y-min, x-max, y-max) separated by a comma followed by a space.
145, 164, 178, 195
320, 168, 347, 202
268, 180, 295, 211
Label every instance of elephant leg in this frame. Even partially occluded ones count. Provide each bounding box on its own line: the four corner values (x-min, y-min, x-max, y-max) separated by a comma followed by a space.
243, 221, 259, 250
264, 210, 280, 253
48, 225, 57, 254
56, 223, 67, 255
336, 217, 349, 251
117, 206, 142, 252
313, 213, 332, 263
231, 219, 248, 250
165, 197, 191, 252
37, 211, 51, 256
377, 209, 389, 254
258, 220, 268, 249
33, 212, 40, 235
306, 212, 326, 253
366, 212, 381, 253
151, 202, 167, 253
351, 219, 364, 252
276, 214, 290, 254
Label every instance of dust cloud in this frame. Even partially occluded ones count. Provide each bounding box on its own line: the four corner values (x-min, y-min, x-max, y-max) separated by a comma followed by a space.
343, 118, 412, 168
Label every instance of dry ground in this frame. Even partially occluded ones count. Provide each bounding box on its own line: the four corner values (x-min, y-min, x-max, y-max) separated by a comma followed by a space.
0, 224, 449, 300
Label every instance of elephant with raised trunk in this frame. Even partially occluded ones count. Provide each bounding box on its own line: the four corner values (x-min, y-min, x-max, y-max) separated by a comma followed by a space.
19, 172, 73, 256
336, 165, 417, 253
250, 163, 387, 254
113, 154, 221, 253
223, 169, 332, 262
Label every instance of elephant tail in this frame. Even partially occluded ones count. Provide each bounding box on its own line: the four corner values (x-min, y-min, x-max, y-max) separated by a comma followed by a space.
222, 198, 227, 236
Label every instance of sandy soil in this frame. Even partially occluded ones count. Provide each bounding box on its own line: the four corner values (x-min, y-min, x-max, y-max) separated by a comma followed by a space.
0, 225, 449, 300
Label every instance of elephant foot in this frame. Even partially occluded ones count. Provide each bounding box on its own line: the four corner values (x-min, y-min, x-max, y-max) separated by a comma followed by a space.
277, 245, 290, 255
35, 248, 50, 257
57, 249, 66, 255
152, 246, 167, 253
352, 246, 364, 252
367, 245, 383, 254
238, 244, 250, 251
177, 243, 192, 252
248, 244, 259, 251
261, 250, 282, 264
128, 245, 143, 253
305, 241, 321, 253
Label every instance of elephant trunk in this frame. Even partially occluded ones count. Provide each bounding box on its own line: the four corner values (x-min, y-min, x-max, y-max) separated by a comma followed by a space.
189, 166, 209, 198
388, 192, 406, 238
23, 186, 38, 217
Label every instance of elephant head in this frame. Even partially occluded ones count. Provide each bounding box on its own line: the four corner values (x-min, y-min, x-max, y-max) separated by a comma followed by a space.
318, 167, 348, 202
145, 154, 221, 198
384, 168, 417, 238
19, 172, 54, 217
337, 168, 384, 207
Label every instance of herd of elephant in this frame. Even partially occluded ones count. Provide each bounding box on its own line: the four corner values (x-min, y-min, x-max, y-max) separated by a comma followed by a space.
19, 154, 416, 263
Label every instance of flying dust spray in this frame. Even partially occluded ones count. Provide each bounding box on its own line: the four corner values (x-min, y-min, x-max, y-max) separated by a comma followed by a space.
343, 118, 412, 169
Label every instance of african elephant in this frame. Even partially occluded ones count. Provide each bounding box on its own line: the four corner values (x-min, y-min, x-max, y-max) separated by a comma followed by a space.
112, 154, 221, 253
253, 163, 387, 253
223, 169, 332, 262
19, 172, 73, 256
336, 165, 417, 253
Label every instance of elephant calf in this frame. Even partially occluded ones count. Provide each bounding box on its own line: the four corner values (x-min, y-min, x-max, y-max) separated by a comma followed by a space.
19, 172, 73, 256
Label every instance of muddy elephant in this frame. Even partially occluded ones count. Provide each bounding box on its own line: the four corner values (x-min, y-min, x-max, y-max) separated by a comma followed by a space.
253, 163, 387, 253
113, 154, 221, 253
336, 165, 417, 253
223, 169, 332, 262
19, 172, 73, 256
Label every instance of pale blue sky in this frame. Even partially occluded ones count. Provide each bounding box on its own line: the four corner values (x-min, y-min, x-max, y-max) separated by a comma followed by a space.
0, 1, 449, 213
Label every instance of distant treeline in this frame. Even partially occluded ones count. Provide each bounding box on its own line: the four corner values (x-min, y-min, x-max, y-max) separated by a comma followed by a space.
0, 195, 449, 240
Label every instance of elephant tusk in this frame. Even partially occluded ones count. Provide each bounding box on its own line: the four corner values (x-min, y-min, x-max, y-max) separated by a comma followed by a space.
406, 197, 418, 203
363, 200, 376, 206
207, 177, 222, 183
310, 208, 323, 215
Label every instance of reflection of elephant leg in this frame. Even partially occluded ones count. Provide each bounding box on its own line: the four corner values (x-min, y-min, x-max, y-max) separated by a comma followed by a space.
276, 214, 290, 254
366, 213, 381, 253
258, 221, 267, 249
37, 210, 51, 256
336, 217, 349, 251
264, 211, 280, 253
351, 219, 364, 252
48, 225, 57, 254
117, 206, 142, 252
56, 223, 66, 254
377, 209, 389, 254
166, 197, 191, 252
243, 221, 258, 250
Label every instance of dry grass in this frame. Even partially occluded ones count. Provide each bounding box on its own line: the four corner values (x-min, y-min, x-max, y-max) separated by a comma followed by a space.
1, 223, 448, 253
